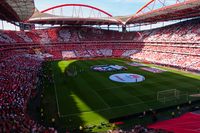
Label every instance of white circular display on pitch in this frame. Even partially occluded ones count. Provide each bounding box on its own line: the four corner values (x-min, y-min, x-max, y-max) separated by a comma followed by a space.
109, 73, 145, 83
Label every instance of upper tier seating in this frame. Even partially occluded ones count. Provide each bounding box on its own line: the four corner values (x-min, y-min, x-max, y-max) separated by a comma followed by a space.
0, 18, 199, 44
137, 18, 200, 43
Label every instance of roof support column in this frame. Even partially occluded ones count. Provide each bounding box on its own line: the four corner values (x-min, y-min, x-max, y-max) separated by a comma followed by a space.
122, 25, 126, 33
1, 20, 4, 30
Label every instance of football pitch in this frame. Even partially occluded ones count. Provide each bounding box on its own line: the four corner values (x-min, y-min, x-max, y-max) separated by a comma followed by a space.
41, 58, 200, 131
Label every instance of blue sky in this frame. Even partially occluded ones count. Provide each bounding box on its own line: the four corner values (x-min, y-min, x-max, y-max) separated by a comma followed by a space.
1, 0, 179, 31
34, 0, 150, 16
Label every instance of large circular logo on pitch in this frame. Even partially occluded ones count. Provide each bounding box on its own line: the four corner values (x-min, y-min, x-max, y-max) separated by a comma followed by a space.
109, 73, 145, 83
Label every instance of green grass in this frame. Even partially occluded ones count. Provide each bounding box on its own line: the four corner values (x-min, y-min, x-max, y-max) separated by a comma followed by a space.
41, 58, 200, 132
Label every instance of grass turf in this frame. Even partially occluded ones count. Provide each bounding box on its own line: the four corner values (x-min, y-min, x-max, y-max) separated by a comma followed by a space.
41, 58, 200, 132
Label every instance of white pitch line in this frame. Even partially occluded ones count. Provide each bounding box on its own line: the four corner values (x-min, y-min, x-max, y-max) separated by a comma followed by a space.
52, 73, 61, 117
60, 99, 156, 118
97, 84, 130, 91
59, 107, 111, 117
87, 87, 111, 109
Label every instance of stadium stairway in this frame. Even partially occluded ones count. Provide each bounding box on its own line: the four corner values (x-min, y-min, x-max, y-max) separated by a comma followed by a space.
148, 112, 200, 133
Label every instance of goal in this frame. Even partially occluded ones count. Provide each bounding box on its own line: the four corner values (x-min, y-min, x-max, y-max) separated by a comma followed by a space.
157, 89, 180, 103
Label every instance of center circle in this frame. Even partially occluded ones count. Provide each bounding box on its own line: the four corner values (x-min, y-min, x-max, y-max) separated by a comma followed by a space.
109, 73, 145, 83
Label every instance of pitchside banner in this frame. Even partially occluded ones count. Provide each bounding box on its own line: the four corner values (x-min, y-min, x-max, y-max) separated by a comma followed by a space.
62, 51, 76, 58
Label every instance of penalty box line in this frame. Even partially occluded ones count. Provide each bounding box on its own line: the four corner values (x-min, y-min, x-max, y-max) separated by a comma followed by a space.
55, 83, 156, 118
52, 73, 61, 117
59, 99, 157, 118
97, 84, 132, 92
86, 85, 111, 109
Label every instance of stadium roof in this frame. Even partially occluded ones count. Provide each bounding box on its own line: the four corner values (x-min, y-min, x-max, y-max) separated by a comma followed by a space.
28, 0, 200, 26
28, 4, 123, 25
1, 0, 200, 26
125, 0, 200, 24
0, 0, 35, 22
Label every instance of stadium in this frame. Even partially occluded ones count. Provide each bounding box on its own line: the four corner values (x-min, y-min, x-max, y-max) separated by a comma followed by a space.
1, 0, 200, 132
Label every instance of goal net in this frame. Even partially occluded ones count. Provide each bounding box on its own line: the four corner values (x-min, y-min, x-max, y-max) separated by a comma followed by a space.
157, 89, 180, 103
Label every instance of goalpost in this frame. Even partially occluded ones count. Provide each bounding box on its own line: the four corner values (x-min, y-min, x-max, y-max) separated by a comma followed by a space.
157, 89, 180, 103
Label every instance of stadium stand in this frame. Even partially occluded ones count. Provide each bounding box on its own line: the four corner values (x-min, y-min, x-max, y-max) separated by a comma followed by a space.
1, 0, 200, 132
135, 19, 200, 43
0, 18, 200, 72
148, 112, 200, 133
0, 18, 199, 133
0, 54, 56, 132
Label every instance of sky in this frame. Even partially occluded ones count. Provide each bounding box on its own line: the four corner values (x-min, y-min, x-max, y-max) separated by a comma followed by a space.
0, 0, 151, 31
0, 0, 181, 31
34, 0, 151, 16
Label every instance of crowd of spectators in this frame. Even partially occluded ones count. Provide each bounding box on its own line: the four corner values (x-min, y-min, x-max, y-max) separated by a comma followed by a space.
0, 18, 199, 44
48, 44, 199, 72
0, 54, 57, 132
0, 18, 199, 132
136, 18, 200, 43
131, 50, 200, 71
16, 32, 33, 43
0, 31, 16, 43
